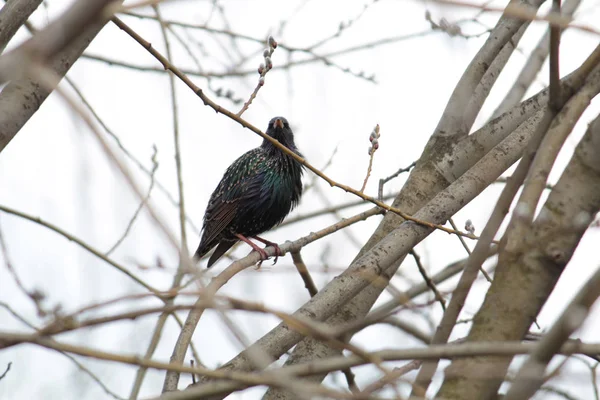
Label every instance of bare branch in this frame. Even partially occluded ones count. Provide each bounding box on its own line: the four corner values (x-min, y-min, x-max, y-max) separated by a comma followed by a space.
437, 92, 600, 400
0, 1, 124, 152
0, 362, 11, 381
0, 0, 43, 54
0, 204, 160, 294
410, 250, 446, 311
492, 0, 582, 117
110, 16, 481, 245
292, 251, 318, 298
549, 0, 562, 111
0, 0, 117, 83
503, 126, 600, 400
188, 91, 543, 397
164, 207, 383, 391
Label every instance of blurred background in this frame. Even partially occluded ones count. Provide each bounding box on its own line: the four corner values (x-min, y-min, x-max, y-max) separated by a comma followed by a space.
0, 0, 599, 398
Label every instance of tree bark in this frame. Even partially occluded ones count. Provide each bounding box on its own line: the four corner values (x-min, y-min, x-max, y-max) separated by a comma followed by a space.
0, 0, 121, 153
0, 0, 43, 54
436, 75, 600, 400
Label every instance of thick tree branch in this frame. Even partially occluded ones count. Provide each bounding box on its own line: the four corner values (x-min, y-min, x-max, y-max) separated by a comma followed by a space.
492, 0, 581, 117
505, 259, 600, 399
0, 0, 123, 152
437, 94, 600, 400
411, 107, 554, 397
0, 0, 117, 83
184, 97, 544, 398
0, 0, 43, 54
155, 340, 600, 400
424, 0, 544, 149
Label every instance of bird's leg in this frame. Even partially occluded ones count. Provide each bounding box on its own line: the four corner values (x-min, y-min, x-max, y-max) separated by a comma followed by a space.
234, 233, 268, 263
252, 236, 282, 265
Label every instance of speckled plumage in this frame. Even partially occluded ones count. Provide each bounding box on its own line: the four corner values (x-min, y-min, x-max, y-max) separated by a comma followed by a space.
194, 117, 304, 267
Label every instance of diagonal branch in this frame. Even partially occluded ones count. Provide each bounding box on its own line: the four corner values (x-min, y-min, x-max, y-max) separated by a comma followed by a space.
0, 0, 117, 84
437, 92, 600, 400
0, 0, 43, 54
505, 260, 600, 399
0, 0, 124, 152
184, 97, 545, 398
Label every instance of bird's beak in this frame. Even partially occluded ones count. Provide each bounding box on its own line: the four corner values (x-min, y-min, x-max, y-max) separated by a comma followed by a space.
274, 118, 284, 129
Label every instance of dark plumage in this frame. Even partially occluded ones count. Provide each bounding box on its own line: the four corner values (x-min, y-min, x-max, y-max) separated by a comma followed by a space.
194, 116, 304, 267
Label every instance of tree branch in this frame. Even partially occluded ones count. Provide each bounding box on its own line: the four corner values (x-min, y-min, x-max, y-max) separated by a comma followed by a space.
0, 0, 124, 152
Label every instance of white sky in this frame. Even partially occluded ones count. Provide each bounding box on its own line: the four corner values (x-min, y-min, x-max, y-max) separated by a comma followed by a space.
1, 0, 600, 399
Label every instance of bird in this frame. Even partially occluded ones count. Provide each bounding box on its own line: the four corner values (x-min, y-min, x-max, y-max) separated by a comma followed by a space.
194, 116, 304, 268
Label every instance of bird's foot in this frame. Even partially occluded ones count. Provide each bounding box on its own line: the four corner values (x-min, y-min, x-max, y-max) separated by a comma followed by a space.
253, 236, 282, 265
255, 247, 269, 268
235, 233, 271, 266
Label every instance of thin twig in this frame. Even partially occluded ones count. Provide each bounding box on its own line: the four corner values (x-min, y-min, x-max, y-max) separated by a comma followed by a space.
302, 145, 338, 194
0, 302, 125, 399
360, 124, 380, 192
106, 145, 158, 256
549, 0, 562, 111
307, 0, 378, 50
380, 318, 432, 344
280, 192, 396, 227
0, 216, 48, 316
341, 368, 360, 393
164, 206, 384, 390
378, 161, 416, 200
432, 0, 598, 36
291, 251, 318, 297
112, 17, 479, 240
156, 340, 600, 399
128, 6, 192, 399
410, 250, 446, 311
449, 217, 492, 282
362, 360, 421, 394
62, 76, 201, 234
0, 204, 160, 295
0, 362, 11, 381
236, 36, 277, 116
312, 184, 364, 249
81, 24, 454, 82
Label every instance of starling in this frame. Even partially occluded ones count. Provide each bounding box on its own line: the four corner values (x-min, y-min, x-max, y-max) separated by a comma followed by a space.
194, 116, 304, 267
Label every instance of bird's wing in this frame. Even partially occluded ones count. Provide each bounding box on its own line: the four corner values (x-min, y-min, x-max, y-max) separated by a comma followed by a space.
199, 150, 266, 246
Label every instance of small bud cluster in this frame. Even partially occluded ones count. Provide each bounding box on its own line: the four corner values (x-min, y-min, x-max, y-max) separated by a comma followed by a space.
368, 124, 380, 155
257, 35, 278, 86
213, 86, 242, 104
465, 219, 475, 235
425, 10, 463, 37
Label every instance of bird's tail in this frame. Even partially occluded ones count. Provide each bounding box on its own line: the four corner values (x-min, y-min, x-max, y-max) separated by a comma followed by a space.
206, 240, 236, 268
193, 240, 213, 263
193, 240, 237, 268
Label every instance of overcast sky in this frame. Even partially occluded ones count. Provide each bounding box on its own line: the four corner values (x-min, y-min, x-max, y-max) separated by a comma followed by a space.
1, 1, 600, 399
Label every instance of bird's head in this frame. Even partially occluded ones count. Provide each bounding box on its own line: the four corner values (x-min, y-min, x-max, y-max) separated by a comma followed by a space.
264, 116, 296, 149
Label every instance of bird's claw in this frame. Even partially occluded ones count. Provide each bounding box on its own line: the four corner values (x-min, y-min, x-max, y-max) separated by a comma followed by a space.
254, 245, 282, 267
255, 247, 269, 269
270, 244, 283, 265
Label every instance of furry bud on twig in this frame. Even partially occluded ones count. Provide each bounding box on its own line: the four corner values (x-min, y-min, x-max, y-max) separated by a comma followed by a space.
361, 123, 380, 191
465, 219, 475, 234
268, 35, 277, 49
368, 124, 381, 154
237, 35, 278, 117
